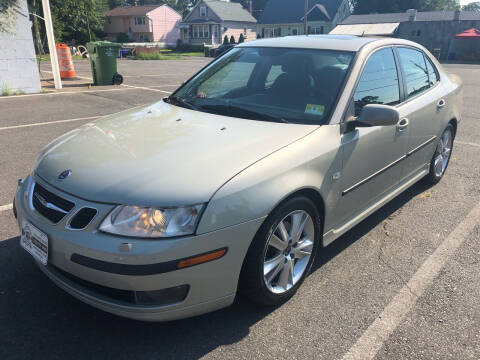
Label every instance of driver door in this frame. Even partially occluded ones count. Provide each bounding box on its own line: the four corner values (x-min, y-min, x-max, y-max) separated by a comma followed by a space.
335, 47, 409, 225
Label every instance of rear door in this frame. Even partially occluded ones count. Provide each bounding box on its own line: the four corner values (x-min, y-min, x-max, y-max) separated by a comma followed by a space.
336, 47, 408, 223
395, 47, 445, 176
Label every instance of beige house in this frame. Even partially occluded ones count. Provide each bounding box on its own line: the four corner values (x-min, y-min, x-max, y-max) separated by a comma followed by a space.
180, 0, 257, 45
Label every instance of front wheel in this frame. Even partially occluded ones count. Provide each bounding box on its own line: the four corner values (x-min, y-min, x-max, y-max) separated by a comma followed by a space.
239, 196, 321, 306
424, 124, 454, 185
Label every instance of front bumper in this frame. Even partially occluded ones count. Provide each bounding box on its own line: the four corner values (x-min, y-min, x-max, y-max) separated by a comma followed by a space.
16, 174, 264, 321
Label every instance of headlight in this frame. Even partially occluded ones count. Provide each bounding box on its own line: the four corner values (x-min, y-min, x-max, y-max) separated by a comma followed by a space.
99, 204, 204, 238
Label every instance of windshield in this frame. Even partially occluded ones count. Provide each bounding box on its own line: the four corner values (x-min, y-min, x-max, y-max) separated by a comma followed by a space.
169, 47, 354, 124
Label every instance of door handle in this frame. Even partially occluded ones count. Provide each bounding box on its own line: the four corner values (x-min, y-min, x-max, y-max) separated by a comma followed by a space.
397, 118, 409, 132
437, 99, 446, 108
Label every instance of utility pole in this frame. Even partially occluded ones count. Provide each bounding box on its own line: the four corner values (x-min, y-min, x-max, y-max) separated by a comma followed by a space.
41, 0, 62, 89
304, 0, 308, 35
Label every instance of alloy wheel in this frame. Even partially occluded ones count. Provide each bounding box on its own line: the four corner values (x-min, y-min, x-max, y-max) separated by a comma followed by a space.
263, 210, 315, 294
434, 128, 453, 177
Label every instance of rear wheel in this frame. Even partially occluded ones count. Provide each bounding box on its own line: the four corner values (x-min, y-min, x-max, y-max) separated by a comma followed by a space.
239, 196, 321, 306
424, 124, 454, 184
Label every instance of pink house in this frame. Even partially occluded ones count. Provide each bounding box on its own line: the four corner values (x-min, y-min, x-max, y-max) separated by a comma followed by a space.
105, 5, 181, 45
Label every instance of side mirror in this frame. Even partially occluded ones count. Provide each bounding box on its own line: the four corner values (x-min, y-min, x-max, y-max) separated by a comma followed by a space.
357, 104, 400, 126
343, 104, 400, 133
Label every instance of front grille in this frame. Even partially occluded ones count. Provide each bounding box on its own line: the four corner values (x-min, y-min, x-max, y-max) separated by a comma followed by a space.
32, 183, 74, 223
69, 208, 97, 229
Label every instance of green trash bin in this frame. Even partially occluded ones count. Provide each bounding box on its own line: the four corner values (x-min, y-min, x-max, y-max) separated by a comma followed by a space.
86, 41, 123, 85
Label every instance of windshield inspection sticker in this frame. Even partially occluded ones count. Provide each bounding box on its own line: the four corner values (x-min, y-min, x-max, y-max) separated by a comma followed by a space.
305, 104, 325, 116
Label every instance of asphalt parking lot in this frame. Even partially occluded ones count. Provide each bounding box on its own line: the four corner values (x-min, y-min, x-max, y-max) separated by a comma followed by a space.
0, 59, 479, 360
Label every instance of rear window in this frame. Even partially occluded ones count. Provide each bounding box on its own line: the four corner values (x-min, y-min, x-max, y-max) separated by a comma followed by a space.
425, 56, 439, 86
397, 47, 430, 99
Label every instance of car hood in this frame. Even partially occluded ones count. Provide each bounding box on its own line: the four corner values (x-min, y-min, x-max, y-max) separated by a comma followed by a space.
35, 101, 318, 206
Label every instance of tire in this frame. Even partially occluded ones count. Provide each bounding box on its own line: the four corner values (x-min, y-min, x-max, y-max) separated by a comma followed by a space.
238, 196, 321, 306
112, 73, 123, 85
424, 124, 455, 185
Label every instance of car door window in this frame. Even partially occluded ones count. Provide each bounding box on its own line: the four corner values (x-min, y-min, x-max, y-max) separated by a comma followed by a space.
353, 48, 400, 116
425, 56, 439, 86
398, 47, 430, 99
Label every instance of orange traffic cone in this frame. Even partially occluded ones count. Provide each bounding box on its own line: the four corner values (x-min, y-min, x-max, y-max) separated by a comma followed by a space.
56, 43, 76, 79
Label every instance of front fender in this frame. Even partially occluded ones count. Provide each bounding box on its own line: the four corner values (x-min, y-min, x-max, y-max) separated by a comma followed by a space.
196, 125, 343, 235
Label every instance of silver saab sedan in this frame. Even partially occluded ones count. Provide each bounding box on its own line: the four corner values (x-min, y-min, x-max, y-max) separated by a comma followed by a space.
14, 35, 462, 321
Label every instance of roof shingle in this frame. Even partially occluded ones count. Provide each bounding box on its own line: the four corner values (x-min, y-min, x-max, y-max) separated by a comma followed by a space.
258, 0, 343, 24
203, 0, 256, 23
106, 5, 162, 17
341, 10, 480, 25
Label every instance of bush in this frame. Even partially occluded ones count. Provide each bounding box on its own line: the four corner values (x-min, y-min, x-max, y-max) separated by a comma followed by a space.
238, 34, 245, 43
230, 35, 235, 43
176, 43, 204, 52
223, 35, 229, 44
116, 32, 129, 43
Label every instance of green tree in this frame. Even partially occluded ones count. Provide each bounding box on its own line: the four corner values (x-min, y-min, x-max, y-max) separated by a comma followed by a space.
238, 33, 245, 43
463, 1, 480, 11
353, 0, 460, 14
223, 35, 229, 44
230, 35, 235, 43
44, 0, 108, 45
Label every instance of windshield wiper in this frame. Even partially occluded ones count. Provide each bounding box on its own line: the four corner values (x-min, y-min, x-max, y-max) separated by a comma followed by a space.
164, 95, 197, 110
199, 104, 289, 123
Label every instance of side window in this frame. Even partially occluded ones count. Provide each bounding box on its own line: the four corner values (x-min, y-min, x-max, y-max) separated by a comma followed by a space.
353, 48, 400, 116
398, 47, 430, 99
425, 56, 439, 86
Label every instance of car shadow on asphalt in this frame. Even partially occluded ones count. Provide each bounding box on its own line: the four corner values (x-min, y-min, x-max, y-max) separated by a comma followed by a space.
0, 182, 433, 360
312, 180, 434, 273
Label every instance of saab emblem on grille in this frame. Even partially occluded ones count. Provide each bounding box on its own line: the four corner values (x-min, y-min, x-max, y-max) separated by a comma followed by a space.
58, 169, 72, 180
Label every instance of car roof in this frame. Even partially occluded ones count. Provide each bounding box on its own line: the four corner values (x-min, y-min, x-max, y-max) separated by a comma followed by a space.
237, 35, 379, 52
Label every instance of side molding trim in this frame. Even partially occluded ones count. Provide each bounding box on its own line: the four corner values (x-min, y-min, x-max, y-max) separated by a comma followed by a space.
342, 136, 437, 196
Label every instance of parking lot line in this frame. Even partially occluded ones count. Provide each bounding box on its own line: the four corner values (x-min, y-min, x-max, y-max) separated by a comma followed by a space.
148, 85, 181, 88
120, 84, 171, 94
0, 204, 13, 213
456, 140, 480, 148
0, 87, 147, 99
123, 74, 190, 78
0, 116, 100, 131
41, 70, 93, 81
342, 200, 480, 360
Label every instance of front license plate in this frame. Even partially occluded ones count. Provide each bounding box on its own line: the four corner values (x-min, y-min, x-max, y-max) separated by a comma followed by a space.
20, 219, 48, 266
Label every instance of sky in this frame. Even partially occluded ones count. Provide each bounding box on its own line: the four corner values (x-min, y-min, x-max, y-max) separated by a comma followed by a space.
460, 0, 476, 5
